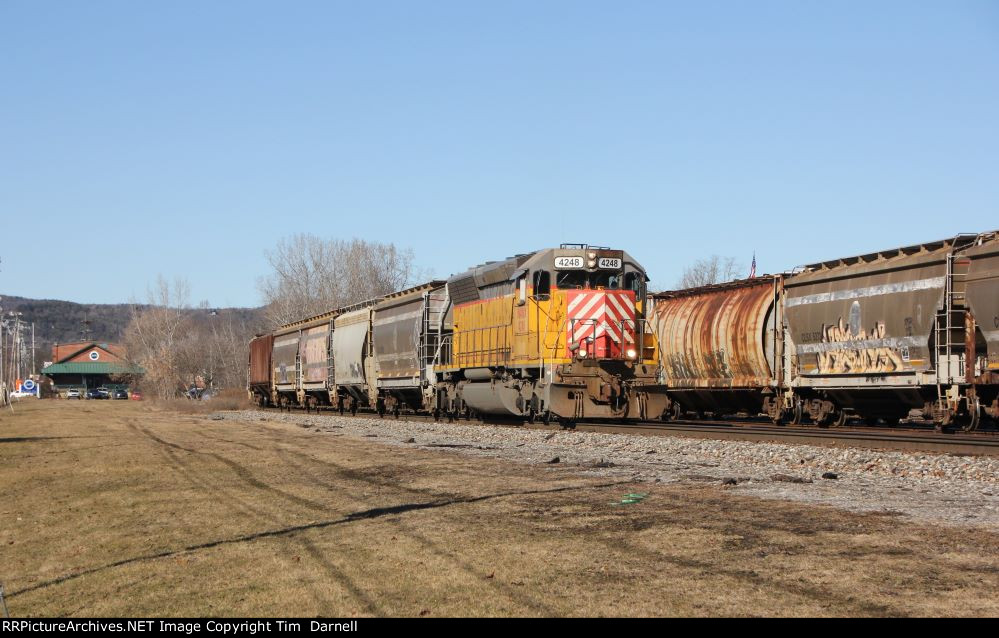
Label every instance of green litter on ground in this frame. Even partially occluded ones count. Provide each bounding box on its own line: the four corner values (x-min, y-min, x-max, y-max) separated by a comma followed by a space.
612, 493, 649, 506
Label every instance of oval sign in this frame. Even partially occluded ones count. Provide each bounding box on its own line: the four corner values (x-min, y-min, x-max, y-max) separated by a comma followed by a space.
89, 351, 100, 361
23, 379, 35, 390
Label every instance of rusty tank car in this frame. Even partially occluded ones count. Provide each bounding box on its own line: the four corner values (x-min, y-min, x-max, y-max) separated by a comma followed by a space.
650, 276, 785, 422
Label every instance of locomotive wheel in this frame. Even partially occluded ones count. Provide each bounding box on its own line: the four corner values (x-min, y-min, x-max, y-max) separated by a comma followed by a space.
527, 408, 536, 424
432, 408, 440, 422
833, 411, 848, 427
394, 406, 401, 419
560, 418, 576, 430
864, 416, 879, 427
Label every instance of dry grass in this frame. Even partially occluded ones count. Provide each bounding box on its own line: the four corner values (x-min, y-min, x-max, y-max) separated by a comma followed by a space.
2, 400, 998, 617
153, 388, 253, 414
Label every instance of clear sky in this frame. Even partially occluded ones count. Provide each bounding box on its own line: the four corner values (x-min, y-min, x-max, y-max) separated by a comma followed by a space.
2, 1, 997, 307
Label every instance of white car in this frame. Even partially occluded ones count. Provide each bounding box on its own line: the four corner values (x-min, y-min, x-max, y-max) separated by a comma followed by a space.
66, 389, 82, 399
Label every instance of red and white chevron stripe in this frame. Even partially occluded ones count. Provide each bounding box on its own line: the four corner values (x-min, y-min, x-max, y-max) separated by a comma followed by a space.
565, 290, 637, 358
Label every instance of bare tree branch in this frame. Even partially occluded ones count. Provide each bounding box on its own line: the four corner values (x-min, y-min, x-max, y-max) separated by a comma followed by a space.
676, 255, 743, 289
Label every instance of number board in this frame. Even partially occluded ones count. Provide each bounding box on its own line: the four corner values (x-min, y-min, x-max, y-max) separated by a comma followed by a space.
554, 256, 584, 270
598, 257, 622, 269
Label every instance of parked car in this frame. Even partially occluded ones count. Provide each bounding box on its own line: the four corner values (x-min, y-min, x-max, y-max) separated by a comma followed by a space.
86, 388, 110, 400
66, 388, 82, 399
113, 389, 129, 400
130, 391, 143, 401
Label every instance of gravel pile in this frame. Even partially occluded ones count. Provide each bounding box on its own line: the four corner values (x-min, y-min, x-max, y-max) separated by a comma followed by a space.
224, 410, 999, 529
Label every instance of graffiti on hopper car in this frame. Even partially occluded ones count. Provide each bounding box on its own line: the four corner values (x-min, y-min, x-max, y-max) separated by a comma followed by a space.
815, 317, 905, 374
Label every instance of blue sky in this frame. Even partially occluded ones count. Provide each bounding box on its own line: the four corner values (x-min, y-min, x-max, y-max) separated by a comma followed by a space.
2, 1, 997, 307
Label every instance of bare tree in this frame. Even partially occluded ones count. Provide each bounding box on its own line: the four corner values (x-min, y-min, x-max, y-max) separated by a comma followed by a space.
257, 235, 421, 327
124, 280, 260, 399
676, 255, 743, 289
123, 277, 193, 400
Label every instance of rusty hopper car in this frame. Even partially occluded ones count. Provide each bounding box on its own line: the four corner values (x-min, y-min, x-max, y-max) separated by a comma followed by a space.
650, 276, 785, 422
433, 244, 666, 423
247, 334, 274, 404
271, 327, 301, 403
783, 231, 999, 429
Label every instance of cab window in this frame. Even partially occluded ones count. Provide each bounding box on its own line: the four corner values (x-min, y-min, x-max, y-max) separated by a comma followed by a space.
590, 271, 621, 289
533, 270, 551, 298
556, 270, 586, 289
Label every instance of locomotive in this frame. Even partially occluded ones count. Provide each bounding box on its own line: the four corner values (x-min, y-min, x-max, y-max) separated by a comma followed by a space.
650, 231, 999, 431
248, 244, 666, 424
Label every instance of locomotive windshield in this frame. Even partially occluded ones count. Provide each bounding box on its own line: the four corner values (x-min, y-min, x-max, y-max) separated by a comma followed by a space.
555, 270, 626, 289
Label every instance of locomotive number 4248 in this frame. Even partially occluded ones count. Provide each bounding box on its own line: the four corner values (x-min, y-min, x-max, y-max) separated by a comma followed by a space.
554, 256, 622, 269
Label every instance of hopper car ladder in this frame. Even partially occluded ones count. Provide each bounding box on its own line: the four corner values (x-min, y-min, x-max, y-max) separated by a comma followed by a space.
933, 235, 978, 417
425, 287, 451, 375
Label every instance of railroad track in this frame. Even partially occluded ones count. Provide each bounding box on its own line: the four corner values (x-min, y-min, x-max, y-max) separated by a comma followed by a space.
256, 406, 999, 457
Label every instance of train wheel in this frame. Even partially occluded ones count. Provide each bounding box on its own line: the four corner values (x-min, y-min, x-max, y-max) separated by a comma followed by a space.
394, 406, 401, 419
833, 411, 848, 427
527, 409, 536, 424
560, 418, 576, 430
864, 416, 879, 427
668, 401, 682, 422
789, 401, 803, 426
432, 408, 440, 422
957, 398, 982, 432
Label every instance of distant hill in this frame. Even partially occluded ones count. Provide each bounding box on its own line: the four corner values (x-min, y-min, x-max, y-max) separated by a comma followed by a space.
0, 294, 264, 364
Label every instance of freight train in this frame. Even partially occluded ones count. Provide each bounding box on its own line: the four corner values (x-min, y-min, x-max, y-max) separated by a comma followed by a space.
248, 245, 666, 425
249, 231, 999, 432
650, 231, 999, 431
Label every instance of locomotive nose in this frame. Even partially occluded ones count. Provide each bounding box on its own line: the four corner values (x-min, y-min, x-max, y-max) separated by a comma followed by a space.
566, 289, 637, 359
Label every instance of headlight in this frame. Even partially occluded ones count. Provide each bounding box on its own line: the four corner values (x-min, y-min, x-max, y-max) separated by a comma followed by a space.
626, 348, 637, 359
578, 348, 587, 359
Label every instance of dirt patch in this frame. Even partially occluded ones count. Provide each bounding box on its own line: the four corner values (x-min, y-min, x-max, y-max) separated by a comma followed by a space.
1, 400, 998, 617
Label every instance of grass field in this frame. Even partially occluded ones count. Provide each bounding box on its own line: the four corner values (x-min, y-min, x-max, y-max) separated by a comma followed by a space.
2, 400, 998, 617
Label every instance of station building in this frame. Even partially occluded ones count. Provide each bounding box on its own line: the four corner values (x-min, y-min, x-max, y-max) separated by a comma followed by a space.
41, 341, 144, 395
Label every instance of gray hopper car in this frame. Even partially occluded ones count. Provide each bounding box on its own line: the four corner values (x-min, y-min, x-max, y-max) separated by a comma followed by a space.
248, 281, 446, 416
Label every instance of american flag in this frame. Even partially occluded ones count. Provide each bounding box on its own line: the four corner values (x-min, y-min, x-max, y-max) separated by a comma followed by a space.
749, 252, 756, 278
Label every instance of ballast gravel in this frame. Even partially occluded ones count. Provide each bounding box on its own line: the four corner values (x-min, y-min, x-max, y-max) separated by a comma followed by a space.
225, 410, 999, 529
